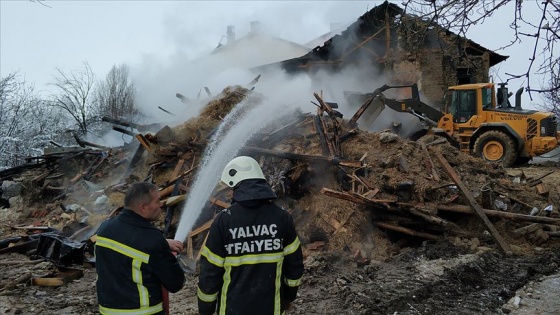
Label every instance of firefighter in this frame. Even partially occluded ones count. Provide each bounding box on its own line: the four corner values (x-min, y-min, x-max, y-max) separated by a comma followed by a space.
95, 182, 185, 315
198, 156, 304, 315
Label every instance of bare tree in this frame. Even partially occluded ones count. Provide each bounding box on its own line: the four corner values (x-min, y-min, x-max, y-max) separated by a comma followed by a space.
0, 72, 68, 168
50, 62, 97, 135
540, 66, 560, 116
0, 72, 35, 167
401, 0, 559, 99
95, 64, 138, 119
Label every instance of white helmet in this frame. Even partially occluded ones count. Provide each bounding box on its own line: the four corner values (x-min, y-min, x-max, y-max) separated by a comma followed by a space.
221, 156, 265, 188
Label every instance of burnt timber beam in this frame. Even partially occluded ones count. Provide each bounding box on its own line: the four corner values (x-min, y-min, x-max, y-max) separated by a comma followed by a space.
73, 133, 110, 151
112, 126, 136, 137
158, 106, 174, 115
244, 147, 362, 167
101, 116, 162, 132
102, 116, 141, 129
373, 221, 440, 241
320, 187, 394, 209
135, 134, 152, 151
435, 152, 511, 254
435, 204, 560, 226
313, 115, 331, 156
313, 92, 341, 156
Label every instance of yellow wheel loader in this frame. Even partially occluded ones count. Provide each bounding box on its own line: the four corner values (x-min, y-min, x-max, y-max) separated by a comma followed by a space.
346, 83, 560, 167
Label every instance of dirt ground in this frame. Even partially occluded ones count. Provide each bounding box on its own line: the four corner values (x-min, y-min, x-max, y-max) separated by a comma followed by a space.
2, 87, 560, 314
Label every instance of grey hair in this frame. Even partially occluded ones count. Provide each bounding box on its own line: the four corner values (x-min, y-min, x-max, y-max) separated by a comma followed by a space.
124, 182, 157, 208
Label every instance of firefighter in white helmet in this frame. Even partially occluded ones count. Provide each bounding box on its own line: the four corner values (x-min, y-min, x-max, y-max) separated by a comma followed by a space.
197, 156, 304, 315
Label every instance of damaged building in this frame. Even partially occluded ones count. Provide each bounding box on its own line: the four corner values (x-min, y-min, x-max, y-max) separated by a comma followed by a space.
277, 0, 508, 107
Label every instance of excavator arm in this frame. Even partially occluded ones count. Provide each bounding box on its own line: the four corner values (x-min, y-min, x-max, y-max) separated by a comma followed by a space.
346, 84, 444, 128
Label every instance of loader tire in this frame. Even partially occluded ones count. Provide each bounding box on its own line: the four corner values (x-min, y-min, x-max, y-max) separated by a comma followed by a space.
473, 130, 517, 167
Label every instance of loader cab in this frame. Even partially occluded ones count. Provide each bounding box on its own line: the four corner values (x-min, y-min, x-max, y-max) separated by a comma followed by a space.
445, 83, 496, 123
446, 88, 477, 123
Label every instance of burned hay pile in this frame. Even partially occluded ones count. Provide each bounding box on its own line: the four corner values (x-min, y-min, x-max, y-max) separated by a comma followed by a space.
1, 85, 560, 275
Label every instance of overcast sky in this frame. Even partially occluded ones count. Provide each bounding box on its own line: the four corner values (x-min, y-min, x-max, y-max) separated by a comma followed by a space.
0, 0, 548, 109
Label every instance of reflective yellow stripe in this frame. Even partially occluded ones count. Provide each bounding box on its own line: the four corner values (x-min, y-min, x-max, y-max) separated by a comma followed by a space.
213, 238, 300, 315
224, 252, 284, 267
96, 236, 151, 310
133, 259, 149, 307
197, 287, 218, 302
219, 265, 232, 315
283, 237, 300, 256
96, 236, 150, 263
99, 302, 163, 314
284, 276, 302, 287
274, 260, 283, 315
218, 252, 284, 315
201, 246, 225, 267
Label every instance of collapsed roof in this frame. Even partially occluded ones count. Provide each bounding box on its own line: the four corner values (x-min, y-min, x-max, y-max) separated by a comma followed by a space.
277, 1, 508, 73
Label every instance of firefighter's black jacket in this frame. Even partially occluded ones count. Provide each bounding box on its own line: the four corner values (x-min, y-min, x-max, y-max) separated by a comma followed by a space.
95, 209, 185, 315
198, 179, 304, 315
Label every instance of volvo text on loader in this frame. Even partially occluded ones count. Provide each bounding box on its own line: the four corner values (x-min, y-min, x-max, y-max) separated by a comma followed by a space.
345, 83, 560, 167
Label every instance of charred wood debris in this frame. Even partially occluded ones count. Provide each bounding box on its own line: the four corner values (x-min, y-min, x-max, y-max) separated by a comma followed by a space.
1, 84, 559, 289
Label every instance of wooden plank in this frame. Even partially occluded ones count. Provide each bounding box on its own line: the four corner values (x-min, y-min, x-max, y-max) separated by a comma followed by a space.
314, 113, 334, 156
32, 278, 65, 287
112, 126, 136, 137
167, 166, 197, 186
406, 207, 471, 236
527, 170, 555, 186
352, 175, 371, 190
313, 115, 329, 155
313, 93, 341, 128
196, 231, 211, 261
33, 169, 53, 183
314, 93, 342, 156
512, 223, 544, 237
208, 197, 231, 209
435, 204, 560, 225
32, 268, 83, 287
159, 185, 177, 198
362, 188, 380, 200
11, 225, 51, 230
163, 194, 186, 207
171, 159, 185, 179
320, 187, 395, 208
135, 134, 152, 152
339, 129, 359, 143
535, 183, 548, 195
334, 210, 354, 235
420, 142, 440, 181
321, 215, 343, 232
434, 152, 510, 254
373, 221, 440, 241
189, 219, 214, 238
357, 175, 376, 190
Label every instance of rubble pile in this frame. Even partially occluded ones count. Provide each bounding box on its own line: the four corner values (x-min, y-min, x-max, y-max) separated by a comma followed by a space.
1, 85, 560, 311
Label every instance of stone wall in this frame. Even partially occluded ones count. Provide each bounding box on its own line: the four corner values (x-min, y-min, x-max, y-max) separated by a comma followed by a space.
387, 26, 493, 109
